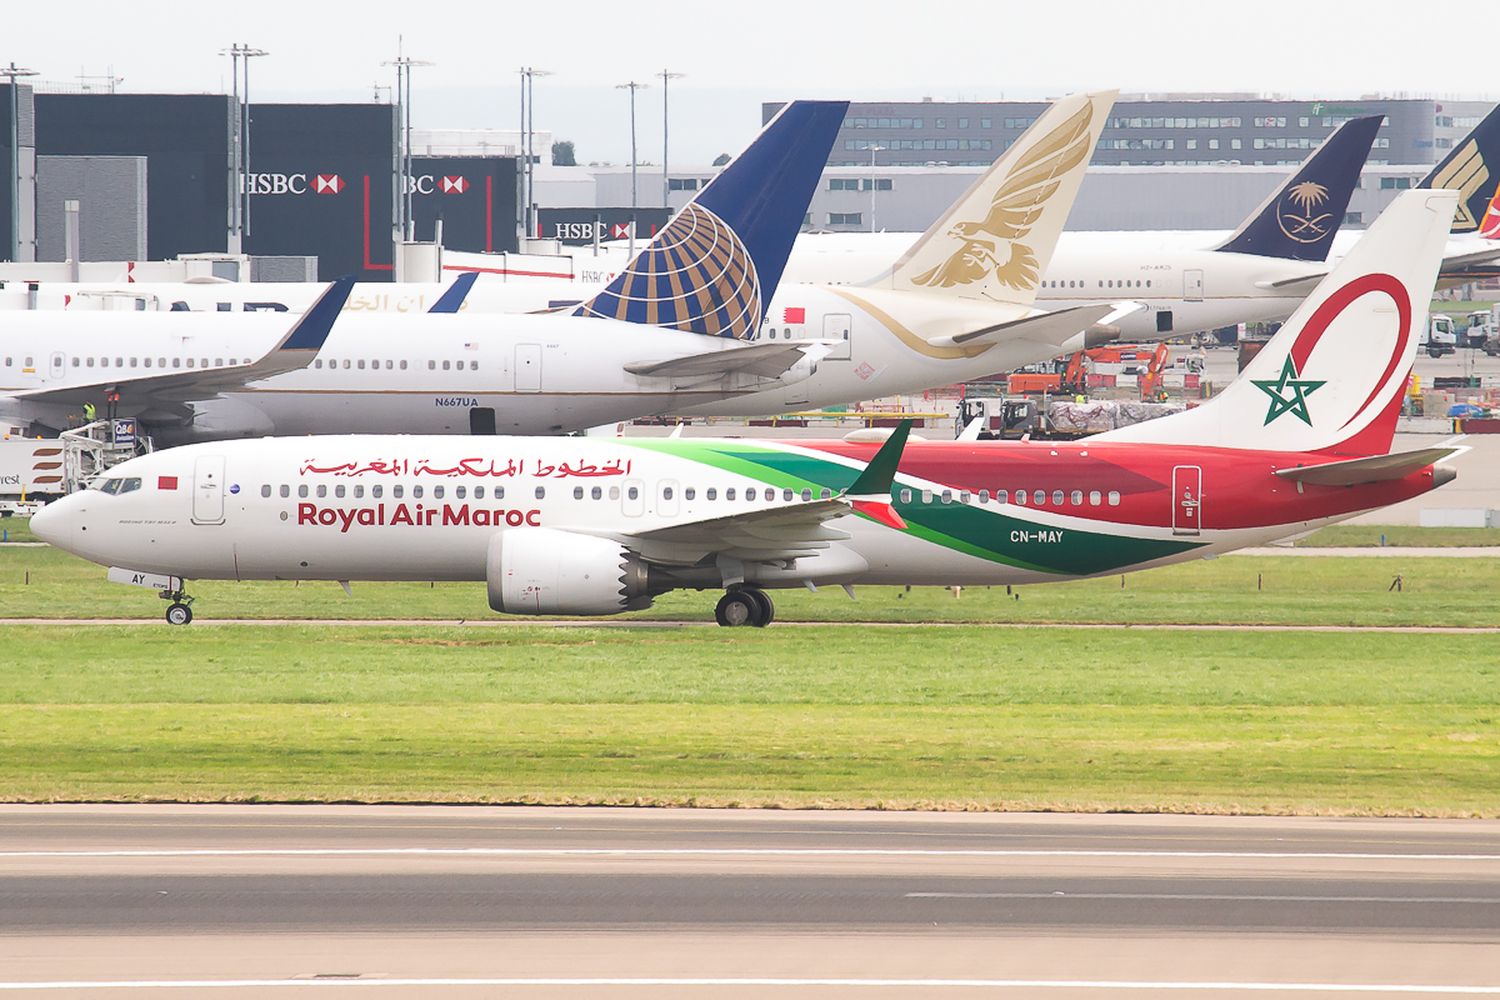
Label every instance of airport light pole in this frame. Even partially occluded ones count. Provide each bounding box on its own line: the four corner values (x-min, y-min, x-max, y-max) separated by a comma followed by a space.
383, 43, 434, 242
221, 44, 267, 251
520, 68, 551, 241
3, 62, 39, 263
616, 81, 648, 211
659, 69, 683, 208
867, 144, 885, 233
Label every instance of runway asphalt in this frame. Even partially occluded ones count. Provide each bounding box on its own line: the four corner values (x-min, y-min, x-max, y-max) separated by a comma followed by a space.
0, 807, 1498, 997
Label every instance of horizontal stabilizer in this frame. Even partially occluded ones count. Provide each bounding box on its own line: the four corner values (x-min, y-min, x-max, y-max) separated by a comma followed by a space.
1272, 447, 1459, 486
935, 301, 1138, 349
625, 340, 829, 380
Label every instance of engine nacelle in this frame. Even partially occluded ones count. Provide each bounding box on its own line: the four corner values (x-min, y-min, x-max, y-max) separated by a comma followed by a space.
487, 527, 652, 616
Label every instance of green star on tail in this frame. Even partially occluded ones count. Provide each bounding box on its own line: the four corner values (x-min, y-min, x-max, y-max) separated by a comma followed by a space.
1251, 356, 1326, 426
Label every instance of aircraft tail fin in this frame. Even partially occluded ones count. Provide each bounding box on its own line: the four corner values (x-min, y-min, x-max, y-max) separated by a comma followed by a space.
1420, 102, 1500, 234
429, 271, 478, 313
1097, 190, 1458, 456
878, 91, 1115, 307
571, 100, 848, 340
1478, 186, 1500, 239
1213, 115, 1383, 262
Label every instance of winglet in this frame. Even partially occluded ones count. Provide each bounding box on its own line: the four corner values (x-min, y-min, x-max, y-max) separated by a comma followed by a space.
845, 419, 912, 529
279, 276, 354, 352
429, 271, 478, 313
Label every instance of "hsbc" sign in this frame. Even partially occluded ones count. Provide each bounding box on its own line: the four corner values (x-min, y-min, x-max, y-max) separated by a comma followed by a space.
244, 173, 345, 196
404, 174, 471, 196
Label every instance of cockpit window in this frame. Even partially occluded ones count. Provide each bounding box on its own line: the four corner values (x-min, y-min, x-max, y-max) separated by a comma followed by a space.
95, 477, 141, 495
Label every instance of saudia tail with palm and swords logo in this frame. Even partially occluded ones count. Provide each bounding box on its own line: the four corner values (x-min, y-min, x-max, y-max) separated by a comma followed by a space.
571, 101, 848, 340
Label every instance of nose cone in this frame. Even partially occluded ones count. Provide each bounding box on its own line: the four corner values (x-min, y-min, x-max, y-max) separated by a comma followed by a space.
28, 495, 74, 548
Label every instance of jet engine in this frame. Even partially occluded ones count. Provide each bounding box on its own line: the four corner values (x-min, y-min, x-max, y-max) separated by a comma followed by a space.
487, 527, 653, 616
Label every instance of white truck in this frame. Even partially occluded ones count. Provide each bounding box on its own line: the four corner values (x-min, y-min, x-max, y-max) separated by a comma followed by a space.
1420, 313, 1458, 358
0, 438, 65, 516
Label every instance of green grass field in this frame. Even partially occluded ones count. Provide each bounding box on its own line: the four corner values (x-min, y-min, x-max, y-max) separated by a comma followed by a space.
1292, 524, 1500, 548
0, 622, 1495, 814
5, 544, 1498, 626
3, 541, 1497, 814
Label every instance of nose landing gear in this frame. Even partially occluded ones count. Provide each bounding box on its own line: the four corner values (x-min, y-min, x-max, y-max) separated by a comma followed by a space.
160, 588, 195, 626
714, 586, 775, 628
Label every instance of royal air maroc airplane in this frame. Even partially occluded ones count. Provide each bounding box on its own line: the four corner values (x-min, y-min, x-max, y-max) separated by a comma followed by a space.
32, 190, 1460, 627
0, 101, 849, 442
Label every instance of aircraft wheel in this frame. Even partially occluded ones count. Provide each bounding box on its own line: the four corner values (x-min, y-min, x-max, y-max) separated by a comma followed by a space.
715, 591, 759, 628
746, 588, 775, 627
165, 603, 193, 626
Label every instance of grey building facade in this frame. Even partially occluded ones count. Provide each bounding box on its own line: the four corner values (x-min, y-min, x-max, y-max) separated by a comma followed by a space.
765, 95, 1492, 169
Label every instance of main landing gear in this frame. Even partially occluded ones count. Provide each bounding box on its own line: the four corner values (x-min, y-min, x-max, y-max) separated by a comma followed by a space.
715, 587, 775, 628
160, 587, 195, 626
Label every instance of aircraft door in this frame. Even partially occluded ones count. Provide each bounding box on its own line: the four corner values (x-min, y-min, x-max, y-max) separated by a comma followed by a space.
1172, 465, 1202, 537
622, 478, 645, 517
823, 313, 852, 360
469, 407, 496, 435
515, 344, 542, 392
49, 352, 65, 380
657, 479, 680, 517
192, 455, 226, 525
1184, 269, 1204, 303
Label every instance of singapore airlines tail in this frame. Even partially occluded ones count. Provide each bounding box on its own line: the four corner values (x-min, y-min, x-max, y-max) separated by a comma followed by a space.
1099, 189, 1458, 457
1213, 114, 1383, 262
1420, 102, 1500, 233
879, 90, 1115, 307
571, 100, 848, 340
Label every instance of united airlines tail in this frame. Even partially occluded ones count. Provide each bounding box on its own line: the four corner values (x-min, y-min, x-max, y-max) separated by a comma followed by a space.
1420, 102, 1500, 233
878, 91, 1116, 306
1213, 115, 1383, 262
572, 100, 848, 340
1100, 189, 1458, 456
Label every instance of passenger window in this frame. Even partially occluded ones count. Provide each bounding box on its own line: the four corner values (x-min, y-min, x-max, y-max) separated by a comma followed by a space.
591, 486, 602, 500
941, 490, 953, 504
372, 485, 383, 499
820, 488, 831, 499
454, 486, 465, 499
609, 486, 620, 500
782, 489, 793, 502
354, 485, 365, 498
1014, 491, 1026, 506
685, 487, 696, 500
393, 485, 404, 499
573, 486, 584, 499
1052, 490, 1064, 505
1034, 490, 1046, 505
1108, 491, 1121, 506
357, 360, 366, 370
412, 485, 424, 499
662, 486, 674, 500
428, 361, 435, 370
706, 488, 717, 500
215, 358, 223, 367
432, 486, 444, 499
261, 485, 272, 498
279, 485, 290, 498
627, 486, 639, 500
725, 487, 736, 500
298, 485, 309, 498
442, 361, 451, 371
997, 489, 1008, 504
959, 491, 971, 503
535, 486, 545, 499
316, 485, 327, 498
1089, 490, 1102, 505
800, 488, 812, 501
494, 486, 505, 499
399, 361, 407, 370
469, 485, 480, 499
921, 489, 933, 504
900, 488, 912, 504
470, 361, 478, 371
1071, 490, 1083, 505
172, 358, 180, 369
334, 485, 346, 498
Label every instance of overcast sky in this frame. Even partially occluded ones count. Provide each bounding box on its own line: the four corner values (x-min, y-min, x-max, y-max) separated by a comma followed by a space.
11, 0, 1493, 164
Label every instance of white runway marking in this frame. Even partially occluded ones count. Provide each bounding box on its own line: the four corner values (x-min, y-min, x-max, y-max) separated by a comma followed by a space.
3, 847, 1499, 861
906, 892, 1500, 904
1, 976, 1499, 993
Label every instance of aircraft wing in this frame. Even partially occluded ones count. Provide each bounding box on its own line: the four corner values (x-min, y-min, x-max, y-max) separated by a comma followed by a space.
615, 422, 911, 568
1436, 244, 1500, 277
10, 277, 353, 408
931, 302, 1138, 350
625, 339, 833, 380
1273, 447, 1460, 487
